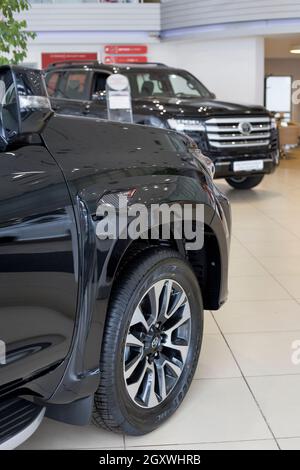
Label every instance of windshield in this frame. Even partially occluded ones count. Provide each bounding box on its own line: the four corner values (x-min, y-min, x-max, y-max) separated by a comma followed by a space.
126, 70, 212, 99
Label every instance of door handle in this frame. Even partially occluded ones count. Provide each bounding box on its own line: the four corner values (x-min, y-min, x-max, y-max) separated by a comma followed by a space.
83, 103, 90, 114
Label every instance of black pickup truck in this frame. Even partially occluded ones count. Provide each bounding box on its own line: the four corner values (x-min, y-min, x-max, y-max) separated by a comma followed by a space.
0, 65, 231, 448
45, 61, 279, 190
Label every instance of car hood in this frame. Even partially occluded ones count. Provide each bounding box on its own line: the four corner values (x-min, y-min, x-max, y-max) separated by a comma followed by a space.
132, 96, 269, 119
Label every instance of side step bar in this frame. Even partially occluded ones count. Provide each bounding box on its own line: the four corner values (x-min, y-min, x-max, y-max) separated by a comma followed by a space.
0, 397, 45, 450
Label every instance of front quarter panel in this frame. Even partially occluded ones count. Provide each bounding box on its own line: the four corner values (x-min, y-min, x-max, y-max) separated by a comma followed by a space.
41, 115, 219, 402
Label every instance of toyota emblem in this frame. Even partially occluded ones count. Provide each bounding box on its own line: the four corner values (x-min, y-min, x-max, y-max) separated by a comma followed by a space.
239, 121, 253, 135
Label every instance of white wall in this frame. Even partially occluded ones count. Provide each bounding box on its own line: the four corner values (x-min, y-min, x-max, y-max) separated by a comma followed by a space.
24, 36, 265, 107
24, 32, 161, 68
149, 37, 265, 105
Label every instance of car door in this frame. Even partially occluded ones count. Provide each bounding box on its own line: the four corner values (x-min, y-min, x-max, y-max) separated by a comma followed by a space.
0, 140, 79, 388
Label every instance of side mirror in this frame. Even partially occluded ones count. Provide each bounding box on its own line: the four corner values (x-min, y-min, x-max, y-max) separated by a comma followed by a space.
210, 92, 216, 100
0, 65, 53, 151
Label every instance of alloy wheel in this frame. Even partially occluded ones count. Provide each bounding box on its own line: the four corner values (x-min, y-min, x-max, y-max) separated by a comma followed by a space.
123, 279, 192, 409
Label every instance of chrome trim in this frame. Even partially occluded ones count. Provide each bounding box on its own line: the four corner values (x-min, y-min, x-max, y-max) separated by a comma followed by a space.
19, 96, 51, 110
206, 125, 270, 132
210, 141, 270, 148
206, 116, 271, 149
0, 407, 45, 450
206, 117, 271, 124
207, 132, 270, 141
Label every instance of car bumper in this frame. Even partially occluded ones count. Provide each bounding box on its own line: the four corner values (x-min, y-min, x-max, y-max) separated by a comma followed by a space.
214, 155, 278, 179
214, 150, 280, 178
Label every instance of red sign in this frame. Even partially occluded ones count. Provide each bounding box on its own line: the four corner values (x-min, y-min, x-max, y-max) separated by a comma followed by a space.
104, 45, 148, 55
42, 52, 98, 69
104, 56, 148, 65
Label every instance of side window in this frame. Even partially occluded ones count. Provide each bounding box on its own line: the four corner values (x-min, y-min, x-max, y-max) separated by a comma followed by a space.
45, 72, 62, 97
93, 72, 110, 96
64, 72, 88, 100
169, 74, 200, 97
136, 73, 165, 97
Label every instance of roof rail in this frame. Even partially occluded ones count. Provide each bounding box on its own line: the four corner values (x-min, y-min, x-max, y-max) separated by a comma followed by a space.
46, 60, 99, 70
136, 62, 167, 67
113, 62, 168, 67
46, 60, 168, 70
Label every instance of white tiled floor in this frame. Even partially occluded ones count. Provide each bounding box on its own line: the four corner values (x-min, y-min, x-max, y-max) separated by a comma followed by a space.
20, 149, 300, 450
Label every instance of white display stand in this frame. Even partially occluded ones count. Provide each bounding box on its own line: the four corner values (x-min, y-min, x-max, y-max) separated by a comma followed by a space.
106, 74, 133, 124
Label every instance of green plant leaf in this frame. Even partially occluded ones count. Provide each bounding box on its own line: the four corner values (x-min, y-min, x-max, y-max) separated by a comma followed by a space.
0, 0, 35, 65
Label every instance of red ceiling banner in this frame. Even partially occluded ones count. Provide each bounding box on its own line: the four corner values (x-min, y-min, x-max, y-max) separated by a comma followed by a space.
104, 56, 148, 64
104, 45, 148, 55
42, 52, 98, 69
104, 45, 148, 65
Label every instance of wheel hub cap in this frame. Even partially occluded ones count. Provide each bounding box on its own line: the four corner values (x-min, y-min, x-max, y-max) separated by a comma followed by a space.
151, 336, 160, 350
123, 279, 192, 409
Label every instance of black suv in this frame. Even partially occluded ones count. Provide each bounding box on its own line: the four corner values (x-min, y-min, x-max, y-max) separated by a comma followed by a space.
45, 61, 279, 190
0, 65, 231, 448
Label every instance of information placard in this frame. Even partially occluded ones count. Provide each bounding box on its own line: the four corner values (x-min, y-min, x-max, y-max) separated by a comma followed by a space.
106, 74, 133, 124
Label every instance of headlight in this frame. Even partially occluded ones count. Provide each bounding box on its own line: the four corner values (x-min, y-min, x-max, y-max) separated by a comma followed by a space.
167, 119, 206, 132
271, 117, 277, 130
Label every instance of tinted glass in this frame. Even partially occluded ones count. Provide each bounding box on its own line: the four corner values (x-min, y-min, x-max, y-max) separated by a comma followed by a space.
64, 72, 88, 100
126, 70, 211, 99
46, 72, 61, 97
93, 72, 110, 95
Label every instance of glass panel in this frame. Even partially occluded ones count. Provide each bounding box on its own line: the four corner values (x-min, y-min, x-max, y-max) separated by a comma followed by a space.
127, 70, 211, 99
64, 72, 88, 100
93, 72, 110, 95
46, 72, 61, 97
169, 73, 201, 97
136, 73, 167, 96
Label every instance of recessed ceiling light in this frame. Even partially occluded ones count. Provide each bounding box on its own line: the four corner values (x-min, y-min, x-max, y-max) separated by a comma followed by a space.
290, 46, 300, 54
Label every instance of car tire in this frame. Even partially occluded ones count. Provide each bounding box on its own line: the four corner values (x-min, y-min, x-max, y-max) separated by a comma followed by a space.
93, 247, 203, 435
225, 175, 264, 189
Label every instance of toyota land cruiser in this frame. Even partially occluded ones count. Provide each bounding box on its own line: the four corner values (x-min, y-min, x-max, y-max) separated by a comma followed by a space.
45, 61, 279, 190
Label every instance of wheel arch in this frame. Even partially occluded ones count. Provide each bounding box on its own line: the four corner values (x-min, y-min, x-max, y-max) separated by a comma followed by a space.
108, 220, 223, 311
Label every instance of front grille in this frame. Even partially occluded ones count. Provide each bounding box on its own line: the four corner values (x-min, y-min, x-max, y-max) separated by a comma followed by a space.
0, 397, 43, 445
206, 117, 271, 149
